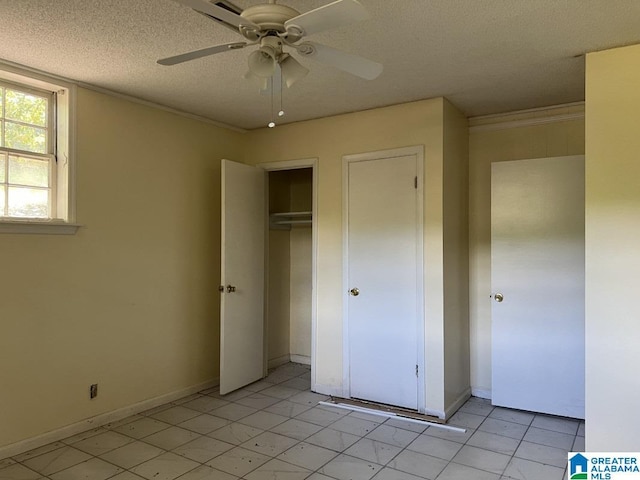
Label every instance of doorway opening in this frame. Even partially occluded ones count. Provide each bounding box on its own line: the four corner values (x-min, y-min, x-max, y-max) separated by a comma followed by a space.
263, 160, 318, 391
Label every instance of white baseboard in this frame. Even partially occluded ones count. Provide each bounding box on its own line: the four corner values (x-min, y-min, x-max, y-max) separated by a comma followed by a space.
445, 388, 472, 419
471, 388, 492, 400
268, 355, 291, 369
290, 354, 311, 366
0, 377, 219, 460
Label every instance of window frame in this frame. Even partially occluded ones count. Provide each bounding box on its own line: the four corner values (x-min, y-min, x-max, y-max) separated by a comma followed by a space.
0, 63, 78, 234
0, 80, 56, 219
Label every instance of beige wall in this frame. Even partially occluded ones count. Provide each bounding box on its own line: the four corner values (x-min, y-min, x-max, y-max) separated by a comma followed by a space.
468, 109, 585, 397
3, 78, 597, 450
244, 98, 466, 416
443, 100, 470, 409
289, 169, 313, 362
267, 171, 292, 365
1, 92, 469, 449
585, 44, 640, 450
0, 88, 244, 448
290, 227, 312, 361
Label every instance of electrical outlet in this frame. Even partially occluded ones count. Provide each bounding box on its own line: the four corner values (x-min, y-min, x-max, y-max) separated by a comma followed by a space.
89, 384, 98, 399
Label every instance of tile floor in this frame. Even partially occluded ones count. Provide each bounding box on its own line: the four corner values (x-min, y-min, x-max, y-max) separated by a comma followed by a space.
0, 363, 584, 480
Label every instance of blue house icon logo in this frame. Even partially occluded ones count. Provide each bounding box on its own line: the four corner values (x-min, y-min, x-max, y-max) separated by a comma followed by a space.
569, 453, 588, 479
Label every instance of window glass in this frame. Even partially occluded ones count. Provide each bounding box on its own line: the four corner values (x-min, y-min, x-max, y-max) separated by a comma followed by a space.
0, 154, 5, 183
5, 88, 47, 126
0, 186, 4, 214
8, 155, 48, 187
1, 88, 4, 148
7, 186, 48, 218
5, 122, 47, 153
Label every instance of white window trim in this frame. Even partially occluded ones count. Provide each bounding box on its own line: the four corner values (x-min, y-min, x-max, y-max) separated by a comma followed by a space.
0, 62, 79, 234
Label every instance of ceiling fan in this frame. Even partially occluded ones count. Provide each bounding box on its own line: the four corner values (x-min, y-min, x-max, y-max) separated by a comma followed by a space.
158, 0, 383, 87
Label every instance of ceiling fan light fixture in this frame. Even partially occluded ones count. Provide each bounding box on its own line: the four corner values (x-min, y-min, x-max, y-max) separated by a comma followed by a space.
279, 54, 309, 88
248, 36, 284, 78
244, 70, 269, 91
248, 46, 277, 77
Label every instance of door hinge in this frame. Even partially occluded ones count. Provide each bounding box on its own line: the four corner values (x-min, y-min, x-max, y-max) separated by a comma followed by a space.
414, 176, 418, 189
415, 365, 419, 377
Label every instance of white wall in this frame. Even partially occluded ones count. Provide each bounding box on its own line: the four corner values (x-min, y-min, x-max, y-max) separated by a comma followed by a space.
585, 43, 640, 450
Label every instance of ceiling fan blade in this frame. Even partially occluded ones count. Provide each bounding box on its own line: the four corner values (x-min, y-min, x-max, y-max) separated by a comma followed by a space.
157, 42, 247, 66
285, 0, 368, 37
171, 0, 258, 29
298, 42, 382, 80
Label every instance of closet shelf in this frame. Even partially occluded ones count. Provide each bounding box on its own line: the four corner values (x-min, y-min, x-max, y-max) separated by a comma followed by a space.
269, 211, 312, 230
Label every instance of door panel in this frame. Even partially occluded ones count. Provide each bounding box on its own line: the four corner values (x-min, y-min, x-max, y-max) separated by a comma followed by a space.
491, 156, 585, 418
220, 159, 265, 395
347, 154, 420, 410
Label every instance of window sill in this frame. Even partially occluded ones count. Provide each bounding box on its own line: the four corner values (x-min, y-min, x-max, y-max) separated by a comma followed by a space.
0, 220, 81, 235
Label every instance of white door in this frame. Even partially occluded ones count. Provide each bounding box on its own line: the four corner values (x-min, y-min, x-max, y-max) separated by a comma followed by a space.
346, 152, 422, 410
491, 155, 585, 418
220, 159, 265, 395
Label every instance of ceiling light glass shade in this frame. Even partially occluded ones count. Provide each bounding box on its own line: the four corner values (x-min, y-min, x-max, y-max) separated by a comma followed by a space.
279, 55, 309, 88
248, 46, 277, 78
244, 70, 269, 91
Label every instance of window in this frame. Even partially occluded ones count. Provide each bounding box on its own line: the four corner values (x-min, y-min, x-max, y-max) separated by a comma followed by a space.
1, 82, 54, 218
0, 64, 77, 234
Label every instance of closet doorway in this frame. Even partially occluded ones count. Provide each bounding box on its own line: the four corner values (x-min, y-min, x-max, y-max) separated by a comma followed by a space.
265, 162, 316, 376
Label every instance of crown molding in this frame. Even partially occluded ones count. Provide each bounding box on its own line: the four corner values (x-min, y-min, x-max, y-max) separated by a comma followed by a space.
469, 102, 585, 133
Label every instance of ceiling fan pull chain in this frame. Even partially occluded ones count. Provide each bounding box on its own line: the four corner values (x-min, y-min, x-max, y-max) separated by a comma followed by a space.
279, 69, 285, 118
268, 77, 276, 128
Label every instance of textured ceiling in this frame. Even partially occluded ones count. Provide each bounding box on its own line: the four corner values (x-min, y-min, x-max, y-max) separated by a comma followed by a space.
1, 1, 639, 130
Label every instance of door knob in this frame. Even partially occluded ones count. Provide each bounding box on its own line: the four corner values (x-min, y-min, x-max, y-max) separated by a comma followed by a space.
226, 285, 237, 293
349, 288, 360, 297
494, 293, 504, 303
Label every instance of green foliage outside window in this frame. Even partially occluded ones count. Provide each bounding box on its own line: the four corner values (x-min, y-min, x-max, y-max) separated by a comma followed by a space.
1, 86, 48, 154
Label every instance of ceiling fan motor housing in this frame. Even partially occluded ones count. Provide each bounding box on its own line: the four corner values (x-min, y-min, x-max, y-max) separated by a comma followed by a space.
240, 4, 300, 33
259, 35, 284, 56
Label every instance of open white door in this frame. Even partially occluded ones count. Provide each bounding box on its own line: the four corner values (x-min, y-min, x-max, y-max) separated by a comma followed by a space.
220, 159, 265, 395
491, 155, 585, 418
